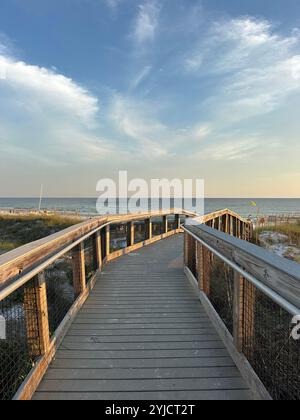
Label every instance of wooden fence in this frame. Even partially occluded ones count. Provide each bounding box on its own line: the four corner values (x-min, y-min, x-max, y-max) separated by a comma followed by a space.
184, 220, 300, 400
0, 209, 196, 400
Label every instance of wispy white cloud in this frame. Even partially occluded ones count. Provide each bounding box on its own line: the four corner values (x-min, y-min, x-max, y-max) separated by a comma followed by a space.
110, 94, 168, 157
130, 65, 152, 90
133, 1, 160, 45
185, 17, 300, 122
199, 138, 260, 161
109, 94, 213, 158
104, 0, 123, 13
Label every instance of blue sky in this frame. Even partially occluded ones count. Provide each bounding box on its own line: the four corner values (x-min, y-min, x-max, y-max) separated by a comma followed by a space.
0, 0, 300, 197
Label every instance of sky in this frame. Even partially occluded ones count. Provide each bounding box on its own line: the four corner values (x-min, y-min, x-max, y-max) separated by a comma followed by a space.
0, 0, 300, 198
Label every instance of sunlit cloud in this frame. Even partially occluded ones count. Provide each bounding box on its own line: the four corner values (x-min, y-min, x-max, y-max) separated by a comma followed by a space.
184, 17, 300, 122
1, 3, 300, 196
199, 138, 260, 161
0, 42, 119, 164
109, 94, 213, 159
0, 53, 99, 125
133, 1, 160, 45
110, 94, 169, 157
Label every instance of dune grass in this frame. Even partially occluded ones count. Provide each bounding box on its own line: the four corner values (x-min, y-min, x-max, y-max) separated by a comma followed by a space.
0, 214, 83, 253
0, 241, 18, 252
254, 222, 300, 247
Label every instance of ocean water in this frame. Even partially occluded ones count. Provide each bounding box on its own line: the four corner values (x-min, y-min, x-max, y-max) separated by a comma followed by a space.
0, 198, 299, 217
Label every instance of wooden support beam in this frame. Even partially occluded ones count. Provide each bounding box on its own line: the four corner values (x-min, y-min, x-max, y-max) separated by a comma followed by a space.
163, 215, 168, 233
202, 246, 211, 296
126, 222, 135, 247
219, 216, 223, 232
233, 217, 237, 237
72, 243, 86, 296
184, 232, 189, 266
145, 218, 152, 240
105, 225, 111, 257
230, 216, 234, 235
94, 231, 102, 270
24, 272, 50, 357
225, 214, 229, 234
212, 218, 216, 230
233, 272, 245, 352
197, 243, 204, 291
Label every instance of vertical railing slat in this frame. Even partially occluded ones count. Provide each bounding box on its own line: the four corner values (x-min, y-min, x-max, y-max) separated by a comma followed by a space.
94, 230, 102, 270
163, 215, 168, 234
24, 272, 50, 357
105, 225, 110, 258
145, 218, 152, 240
72, 242, 86, 295
233, 272, 245, 352
127, 221, 135, 247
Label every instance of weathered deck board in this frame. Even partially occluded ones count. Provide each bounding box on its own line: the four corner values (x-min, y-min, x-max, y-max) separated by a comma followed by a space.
33, 235, 251, 401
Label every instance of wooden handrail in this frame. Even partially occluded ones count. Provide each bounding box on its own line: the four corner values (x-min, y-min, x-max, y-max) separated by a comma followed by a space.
192, 208, 251, 225
0, 208, 196, 400
0, 209, 196, 285
185, 224, 300, 310
0, 208, 251, 400
183, 221, 300, 401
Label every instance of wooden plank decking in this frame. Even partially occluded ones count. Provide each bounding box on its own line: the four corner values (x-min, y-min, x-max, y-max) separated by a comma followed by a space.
33, 235, 251, 400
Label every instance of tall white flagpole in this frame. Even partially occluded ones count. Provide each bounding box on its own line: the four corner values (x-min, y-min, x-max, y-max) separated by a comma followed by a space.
38, 184, 43, 212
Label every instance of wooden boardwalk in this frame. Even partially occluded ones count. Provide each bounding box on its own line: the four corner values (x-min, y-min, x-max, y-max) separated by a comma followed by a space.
33, 235, 251, 400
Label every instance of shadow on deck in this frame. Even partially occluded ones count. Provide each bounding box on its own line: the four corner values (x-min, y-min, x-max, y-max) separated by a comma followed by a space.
33, 235, 251, 400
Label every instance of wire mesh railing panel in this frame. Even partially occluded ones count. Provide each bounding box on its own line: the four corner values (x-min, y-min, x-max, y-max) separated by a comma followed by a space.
0, 279, 40, 400
45, 252, 76, 336
180, 216, 186, 226
111, 224, 127, 251
152, 217, 163, 236
84, 237, 97, 284
167, 215, 176, 232
134, 221, 146, 243
186, 235, 197, 278
101, 228, 106, 260
208, 255, 235, 335
242, 280, 300, 400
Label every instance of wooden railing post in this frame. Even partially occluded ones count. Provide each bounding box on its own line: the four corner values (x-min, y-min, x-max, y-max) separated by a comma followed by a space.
72, 242, 86, 295
184, 232, 189, 266
105, 225, 111, 257
127, 221, 135, 247
145, 218, 152, 240
212, 218, 216, 230
233, 217, 237, 237
197, 244, 205, 291
241, 222, 244, 240
249, 223, 254, 241
175, 214, 180, 230
163, 216, 168, 234
94, 231, 102, 270
24, 272, 50, 357
225, 214, 229, 234
219, 216, 223, 232
230, 215, 234, 235
233, 272, 245, 352
202, 247, 211, 296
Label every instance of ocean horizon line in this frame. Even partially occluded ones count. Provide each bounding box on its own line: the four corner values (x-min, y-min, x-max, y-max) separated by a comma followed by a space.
0, 197, 300, 200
